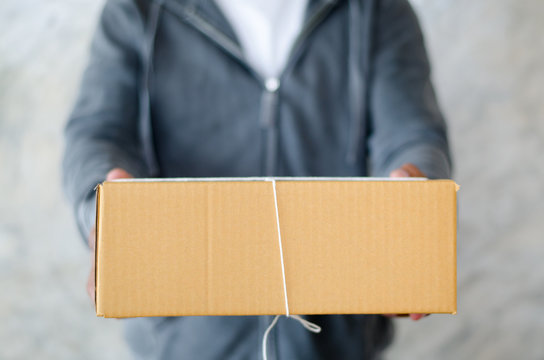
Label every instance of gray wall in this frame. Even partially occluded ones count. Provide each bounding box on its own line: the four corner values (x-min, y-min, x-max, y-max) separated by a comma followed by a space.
388, 0, 544, 359
0, 0, 542, 359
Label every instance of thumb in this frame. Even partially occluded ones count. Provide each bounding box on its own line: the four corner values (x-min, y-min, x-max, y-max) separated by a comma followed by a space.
106, 168, 133, 181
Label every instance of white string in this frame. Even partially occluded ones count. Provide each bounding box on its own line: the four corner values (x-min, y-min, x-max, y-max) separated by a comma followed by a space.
262, 315, 280, 360
262, 179, 322, 360
270, 178, 290, 316
262, 315, 322, 360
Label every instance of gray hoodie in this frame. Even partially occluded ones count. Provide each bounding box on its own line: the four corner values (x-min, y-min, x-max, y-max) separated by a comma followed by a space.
63, 0, 451, 358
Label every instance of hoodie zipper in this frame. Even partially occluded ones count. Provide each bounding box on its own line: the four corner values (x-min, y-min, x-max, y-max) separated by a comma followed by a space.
261, 0, 338, 175
163, 0, 338, 175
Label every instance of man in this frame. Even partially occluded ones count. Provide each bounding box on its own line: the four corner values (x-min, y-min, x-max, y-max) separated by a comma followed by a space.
63, 0, 451, 358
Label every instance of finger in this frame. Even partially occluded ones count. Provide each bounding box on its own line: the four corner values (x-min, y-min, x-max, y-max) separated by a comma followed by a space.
409, 313, 428, 321
389, 168, 410, 178
106, 168, 133, 181
87, 258, 95, 305
400, 163, 426, 178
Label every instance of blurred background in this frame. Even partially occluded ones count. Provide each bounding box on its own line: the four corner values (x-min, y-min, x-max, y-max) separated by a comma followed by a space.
1, 0, 542, 358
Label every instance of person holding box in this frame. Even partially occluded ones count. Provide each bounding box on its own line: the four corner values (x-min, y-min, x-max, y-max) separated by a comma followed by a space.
63, 0, 451, 358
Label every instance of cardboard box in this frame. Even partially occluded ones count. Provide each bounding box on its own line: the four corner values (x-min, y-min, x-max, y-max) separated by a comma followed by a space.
95, 178, 458, 318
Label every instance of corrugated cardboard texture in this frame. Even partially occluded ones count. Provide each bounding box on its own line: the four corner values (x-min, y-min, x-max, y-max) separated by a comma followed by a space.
95, 179, 458, 318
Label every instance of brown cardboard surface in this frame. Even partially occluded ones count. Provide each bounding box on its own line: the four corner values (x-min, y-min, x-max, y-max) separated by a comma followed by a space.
95, 178, 458, 318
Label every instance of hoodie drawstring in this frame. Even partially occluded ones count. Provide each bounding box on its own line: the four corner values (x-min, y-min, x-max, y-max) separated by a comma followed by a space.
141, 0, 164, 177
346, 0, 375, 166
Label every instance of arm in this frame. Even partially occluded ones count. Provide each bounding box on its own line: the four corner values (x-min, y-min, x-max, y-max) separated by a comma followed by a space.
368, 0, 452, 179
62, 0, 149, 242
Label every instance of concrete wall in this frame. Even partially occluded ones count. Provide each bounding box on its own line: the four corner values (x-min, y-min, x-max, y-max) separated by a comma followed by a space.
0, 0, 542, 359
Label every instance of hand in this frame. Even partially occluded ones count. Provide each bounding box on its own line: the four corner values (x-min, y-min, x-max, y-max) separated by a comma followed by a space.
86, 168, 133, 304
386, 163, 428, 321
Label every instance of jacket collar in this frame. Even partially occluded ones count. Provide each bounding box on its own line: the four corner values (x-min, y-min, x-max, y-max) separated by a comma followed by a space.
182, 0, 240, 47
168, 0, 340, 53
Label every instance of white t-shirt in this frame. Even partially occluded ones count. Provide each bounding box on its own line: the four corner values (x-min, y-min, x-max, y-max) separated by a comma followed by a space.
215, 0, 309, 80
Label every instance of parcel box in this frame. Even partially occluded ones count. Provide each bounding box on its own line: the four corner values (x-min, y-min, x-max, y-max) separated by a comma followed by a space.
94, 178, 458, 318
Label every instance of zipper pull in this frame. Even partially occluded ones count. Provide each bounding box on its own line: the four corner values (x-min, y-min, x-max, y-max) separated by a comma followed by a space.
265, 78, 280, 92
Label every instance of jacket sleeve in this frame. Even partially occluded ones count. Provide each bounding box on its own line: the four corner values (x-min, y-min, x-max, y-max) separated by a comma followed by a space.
367, 0, 452, 179
62, 0, 149, 243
